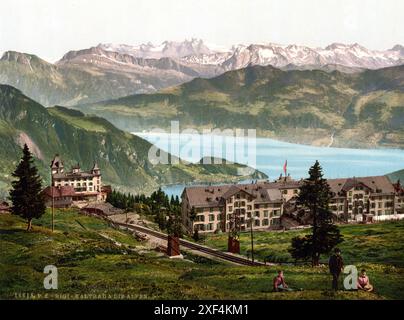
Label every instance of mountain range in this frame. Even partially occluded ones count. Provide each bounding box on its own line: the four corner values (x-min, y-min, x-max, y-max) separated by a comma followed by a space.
99, 39, 404, 70
98, 38, 220, 59
0, 84, 266, 197
76, 64, 404, 148
0, 50, 200, 107
0, 39, 403, 107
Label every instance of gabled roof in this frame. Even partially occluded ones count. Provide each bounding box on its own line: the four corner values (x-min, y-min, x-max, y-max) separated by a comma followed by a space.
184, 181, 285, 208
264, 188, 283, 202
327, 176, 395, 195
50, 154, 64, 169
101, 185, 112, 194
341, 179, 372, 192
92, 162, 100, 171
221, 185, 255, 200
183, 185, 232, 208
326, 178, 347, 194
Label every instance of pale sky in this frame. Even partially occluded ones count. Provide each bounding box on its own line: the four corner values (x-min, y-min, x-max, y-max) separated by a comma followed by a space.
0, 0, 403, 62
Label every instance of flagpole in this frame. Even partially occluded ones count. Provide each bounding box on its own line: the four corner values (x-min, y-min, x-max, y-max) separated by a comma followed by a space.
283, 160, 287, 180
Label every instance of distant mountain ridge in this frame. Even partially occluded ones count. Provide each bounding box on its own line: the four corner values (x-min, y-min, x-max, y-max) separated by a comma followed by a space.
97, 38, 218, 59
0, 43, 227, 106
0, 84, 266, 197
99, 40, 404, 70
58, 46, 200, 77
76, 64, 404, 149
0, 49, 200, 107
0, 39, 403, 108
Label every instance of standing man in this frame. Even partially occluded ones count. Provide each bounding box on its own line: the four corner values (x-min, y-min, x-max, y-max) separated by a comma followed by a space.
329, 248, 344, 291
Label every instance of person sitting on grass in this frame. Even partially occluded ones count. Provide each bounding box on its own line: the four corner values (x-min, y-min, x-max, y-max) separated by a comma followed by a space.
273, 270, 293, 292
357, 269, 374, 292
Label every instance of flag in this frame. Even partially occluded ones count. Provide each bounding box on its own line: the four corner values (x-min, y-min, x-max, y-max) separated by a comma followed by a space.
283, 160, 287, 175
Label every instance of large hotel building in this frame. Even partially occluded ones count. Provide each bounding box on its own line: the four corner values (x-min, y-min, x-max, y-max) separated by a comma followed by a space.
181, 175, 404, 234
42, 155, 107, 208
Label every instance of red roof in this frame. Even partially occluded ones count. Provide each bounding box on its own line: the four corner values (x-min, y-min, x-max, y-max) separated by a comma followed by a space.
101, 185, 112, 194
42, 186, 76, 198
0, 201, 10, 211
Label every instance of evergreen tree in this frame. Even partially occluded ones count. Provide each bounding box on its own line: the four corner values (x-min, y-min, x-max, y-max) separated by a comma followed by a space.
189, 206, 197, 222
289, 160, 343, 266
166, 207, 183, 237
9, 144, 46, 231
193, 229, 200, 242
106, 187, 182, 232
155, 210, 167, 230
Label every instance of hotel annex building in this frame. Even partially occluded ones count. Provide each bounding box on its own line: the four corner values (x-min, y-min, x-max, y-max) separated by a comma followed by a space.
181, 175, 404, 234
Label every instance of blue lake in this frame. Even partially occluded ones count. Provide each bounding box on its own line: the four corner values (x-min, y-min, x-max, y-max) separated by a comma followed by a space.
134, 132, 404, 197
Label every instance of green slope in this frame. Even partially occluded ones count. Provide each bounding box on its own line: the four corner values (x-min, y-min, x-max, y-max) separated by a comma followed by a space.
77, 64, 404, 148
0, 84, 266, 197
205, 220, 404, 267
387, 169, 404, 183
1, 210, 402, 299
0, 51, 195, 107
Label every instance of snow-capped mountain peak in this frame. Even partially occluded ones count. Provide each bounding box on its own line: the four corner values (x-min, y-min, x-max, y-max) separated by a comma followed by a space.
68, 40, 403, 71
97, 38, 219, 59
209, 42, 404, 70
390, 44, 404, 56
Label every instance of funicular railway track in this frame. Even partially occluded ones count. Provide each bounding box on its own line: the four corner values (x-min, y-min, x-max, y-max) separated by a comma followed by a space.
113, 222, 265, 266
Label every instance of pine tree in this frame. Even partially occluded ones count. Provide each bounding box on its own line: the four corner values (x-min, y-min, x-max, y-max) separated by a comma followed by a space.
166, 206, 183, 237
189, 206, 197, 222
289, 160, 343, 266
193, 229, 200, 242
9, 144, 46, 231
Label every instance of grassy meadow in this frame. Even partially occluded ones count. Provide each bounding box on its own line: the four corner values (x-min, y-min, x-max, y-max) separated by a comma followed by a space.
1, 210, 403, 300
203, 221, 404, 267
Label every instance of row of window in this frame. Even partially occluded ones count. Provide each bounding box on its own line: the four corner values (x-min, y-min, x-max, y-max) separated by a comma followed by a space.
281, 189, 299, 195
195, 202, 282, 215
196, 207, 223, 213
332, 201, 394, 212
194, 217, 281, 231
228, 204, 281, 212
57, 178, 100, 183
245, 210, 281, 218
53, 196, 71, 201
370, 210, 394, 215
195, 208, 282, 222
58, 183, 99, 192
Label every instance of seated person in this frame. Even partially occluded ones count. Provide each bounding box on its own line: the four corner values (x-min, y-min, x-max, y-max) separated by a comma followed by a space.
357, 269, 374, 292
273, 270, 292, 292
